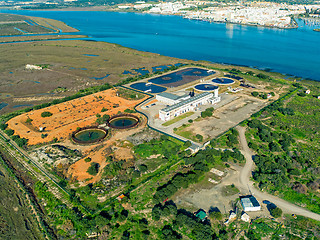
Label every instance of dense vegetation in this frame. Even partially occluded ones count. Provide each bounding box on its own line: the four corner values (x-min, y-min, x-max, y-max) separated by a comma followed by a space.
246, 83, 320, 213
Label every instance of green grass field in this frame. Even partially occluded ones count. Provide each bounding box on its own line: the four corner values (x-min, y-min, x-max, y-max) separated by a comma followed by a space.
162, 112, 194, 126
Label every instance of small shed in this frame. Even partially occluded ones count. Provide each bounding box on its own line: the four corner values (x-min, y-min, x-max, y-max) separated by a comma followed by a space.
195, 209, 207, 221
240, 195, 261, 212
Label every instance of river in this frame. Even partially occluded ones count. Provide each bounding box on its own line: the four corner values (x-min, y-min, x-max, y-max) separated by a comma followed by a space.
1, 10, 320, 81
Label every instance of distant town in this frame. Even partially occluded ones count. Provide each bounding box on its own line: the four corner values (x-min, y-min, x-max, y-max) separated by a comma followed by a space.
119, 1, 320, 28
1, 0, 320, 28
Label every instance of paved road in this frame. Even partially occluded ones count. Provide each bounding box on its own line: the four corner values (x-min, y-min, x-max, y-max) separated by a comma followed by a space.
236, 126, 320, 221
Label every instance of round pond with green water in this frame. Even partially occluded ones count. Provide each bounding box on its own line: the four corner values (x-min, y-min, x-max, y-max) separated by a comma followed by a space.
72, 128, 107, 144
107, 114, 139, 129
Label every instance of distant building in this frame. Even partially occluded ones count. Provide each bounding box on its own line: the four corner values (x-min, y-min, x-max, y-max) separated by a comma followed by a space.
26, 64, 42, 70
158, 91, 220, 121
240, 195, 261, 212
305, 89, 311, 94
317, 96, 320, 100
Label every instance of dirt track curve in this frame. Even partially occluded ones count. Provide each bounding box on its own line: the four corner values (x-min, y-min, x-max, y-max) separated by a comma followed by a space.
236, 126, 320, 221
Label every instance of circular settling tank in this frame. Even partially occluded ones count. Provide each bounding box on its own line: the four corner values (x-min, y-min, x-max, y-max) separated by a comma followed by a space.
194, 84, 218, 91
72, 127, 107, 144
107, 114, 139, 129
212, 78, 235, 85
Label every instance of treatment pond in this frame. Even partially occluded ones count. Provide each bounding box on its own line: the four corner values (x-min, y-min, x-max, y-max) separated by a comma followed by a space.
72, 127, 107, 144
107, 114, 139, 129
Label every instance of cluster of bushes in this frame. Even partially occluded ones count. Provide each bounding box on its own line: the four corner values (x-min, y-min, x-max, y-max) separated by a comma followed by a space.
152, 201, 215, 240
251, 91, 274, 99
103, 159, 124, 178
96, 114, 110, 124
153, 147, 245, 204
186, 148, 244, 165
201, 107, 214, 118
247, 119, 295, 152
153, 169, 205, 204
226, 128, 239, 147
3, 128, 28, 147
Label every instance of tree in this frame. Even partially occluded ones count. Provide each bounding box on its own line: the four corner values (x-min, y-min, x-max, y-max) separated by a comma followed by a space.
251, 91, 259, 97
87, 162, 100, 176
0, 123, 8, 130
41, 111, 53, 117
4, 129, 14, 136
152, 204, 162, 220
183, 141, 192, 148
196, 134, 203, 141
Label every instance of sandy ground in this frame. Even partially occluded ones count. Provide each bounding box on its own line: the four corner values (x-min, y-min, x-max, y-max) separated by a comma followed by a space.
7, 88, 147, 145
182, 94, 267, 140
66, 115, 147, 185
174, 164, 271, 219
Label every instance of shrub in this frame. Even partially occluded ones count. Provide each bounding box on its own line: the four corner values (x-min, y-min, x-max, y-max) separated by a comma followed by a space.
41, 133, 48, 138
257, 73, 269, 79
270, 207, 282, 218
84, 157, 91, 162
41, 111, 53, 118
25, 118, 33, 123
209, 211, 222, 220
251, 91, 259, 97
138, 164, 148, 173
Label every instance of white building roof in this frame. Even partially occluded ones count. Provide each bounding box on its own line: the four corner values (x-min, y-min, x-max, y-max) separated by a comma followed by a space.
157, 92, 182, 101
160, 92, 212, 113
240, 195, 261, 210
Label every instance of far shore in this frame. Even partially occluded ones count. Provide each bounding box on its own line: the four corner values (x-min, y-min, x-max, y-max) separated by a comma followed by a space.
2, 6, 300, 30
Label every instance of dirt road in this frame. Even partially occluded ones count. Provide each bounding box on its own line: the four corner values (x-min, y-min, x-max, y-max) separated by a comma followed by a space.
236, 126, 320, 221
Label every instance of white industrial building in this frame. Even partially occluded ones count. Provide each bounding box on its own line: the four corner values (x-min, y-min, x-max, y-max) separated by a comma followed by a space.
240, 195, 261, 212
156, 92, 190, 105
158, 91, 220, 121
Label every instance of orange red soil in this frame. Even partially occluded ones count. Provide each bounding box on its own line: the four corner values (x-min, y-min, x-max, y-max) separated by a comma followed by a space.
7, 89, 147, 145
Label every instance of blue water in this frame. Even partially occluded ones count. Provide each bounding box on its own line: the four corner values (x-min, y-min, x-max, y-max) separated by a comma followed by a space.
14, 27, 28, 34
91, 74, 110, 80
130, 82, 166, 93
149, 67, 215, 86
12, 104, 33, 108
0, 102, 8, 111
1, 10, 320, 81
195, 84, 219, 91
84, 54, 99, 57
132, 67, 149, 76
123, 70, 133, 75
212, 78, 235, 85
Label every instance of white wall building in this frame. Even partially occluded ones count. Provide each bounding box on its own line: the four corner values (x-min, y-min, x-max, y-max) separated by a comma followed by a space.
240, 195, 261, 212
159, 92, 220, 121
156, 92, 190, 105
